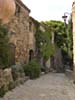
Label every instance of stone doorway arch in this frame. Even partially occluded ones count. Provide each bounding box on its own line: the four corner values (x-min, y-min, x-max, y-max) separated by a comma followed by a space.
29, 49, 34, 62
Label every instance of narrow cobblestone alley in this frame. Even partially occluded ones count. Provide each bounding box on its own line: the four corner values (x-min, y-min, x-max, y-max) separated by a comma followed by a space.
0, 73, 75, 100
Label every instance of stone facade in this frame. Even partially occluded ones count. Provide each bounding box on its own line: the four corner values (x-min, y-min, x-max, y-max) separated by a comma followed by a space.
72, 0, 75, 80
6, 0, 36, 64
28, 17, 36, 51
0, 68, 13, 90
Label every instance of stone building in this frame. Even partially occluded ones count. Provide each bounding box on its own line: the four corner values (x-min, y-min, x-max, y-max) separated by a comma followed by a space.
28, 17, 38, 61
6, 0, 36, 64
72, 0, 75, 80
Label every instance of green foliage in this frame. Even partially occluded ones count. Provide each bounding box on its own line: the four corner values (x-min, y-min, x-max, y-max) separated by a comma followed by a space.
41, 43, 56, 60
35, 30, 50, 46
11, 64, 25, 81
67, 16, 73, 58
35, 19, 73, 67
35, 28, 55, 60
0, 85, 6, 97
0, 24, 10, 69
8, 81, 15, 91
42, 20, 72, 58
42, 20, 65, 47
42, 20, 65, 34
23, 60, 41, 79
43, 19, 73, 66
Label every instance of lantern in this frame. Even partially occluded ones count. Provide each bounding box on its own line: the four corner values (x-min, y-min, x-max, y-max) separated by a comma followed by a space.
0, 0, 16, 24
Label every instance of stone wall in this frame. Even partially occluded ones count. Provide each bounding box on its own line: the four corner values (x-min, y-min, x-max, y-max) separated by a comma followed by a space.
0, 68, 13, 90
28, 17, 36, 51
6, 0, 36, 64
72, 1, 75, 80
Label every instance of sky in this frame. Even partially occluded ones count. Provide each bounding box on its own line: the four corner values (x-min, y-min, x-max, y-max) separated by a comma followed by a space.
22, 0, 72, 22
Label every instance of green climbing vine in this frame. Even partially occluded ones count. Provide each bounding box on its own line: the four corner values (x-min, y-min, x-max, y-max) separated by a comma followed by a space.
35, 25, 56, 61
0, 24, 11, 69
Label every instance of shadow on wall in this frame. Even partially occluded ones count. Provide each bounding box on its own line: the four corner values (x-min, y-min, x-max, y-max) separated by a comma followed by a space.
9, 43, 16, 65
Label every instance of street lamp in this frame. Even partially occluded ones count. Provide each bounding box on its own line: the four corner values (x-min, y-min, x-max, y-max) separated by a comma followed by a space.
62, 13, 68, 24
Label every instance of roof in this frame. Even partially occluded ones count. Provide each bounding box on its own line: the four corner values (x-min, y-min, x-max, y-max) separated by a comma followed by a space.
30, 16, 40, 24
15, 0, 31, 12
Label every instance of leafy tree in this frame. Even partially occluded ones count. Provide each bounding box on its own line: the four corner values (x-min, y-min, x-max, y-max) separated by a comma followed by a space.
42, 20, 73, 67
42, 20, 65, 47
35, 28, 55, 61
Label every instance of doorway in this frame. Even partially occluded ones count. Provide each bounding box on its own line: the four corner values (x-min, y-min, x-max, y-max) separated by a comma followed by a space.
29, 49, 34, 61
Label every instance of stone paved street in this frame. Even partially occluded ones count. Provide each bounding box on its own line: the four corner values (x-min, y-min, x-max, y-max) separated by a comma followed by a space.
0, 73, 75, 100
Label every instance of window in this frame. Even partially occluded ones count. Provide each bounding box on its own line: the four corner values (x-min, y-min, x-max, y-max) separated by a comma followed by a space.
15, 4, 20, 16
29, 22, 32, 31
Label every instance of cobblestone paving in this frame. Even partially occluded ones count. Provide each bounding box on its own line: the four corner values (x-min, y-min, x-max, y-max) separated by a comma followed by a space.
0, 73, 75, 100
